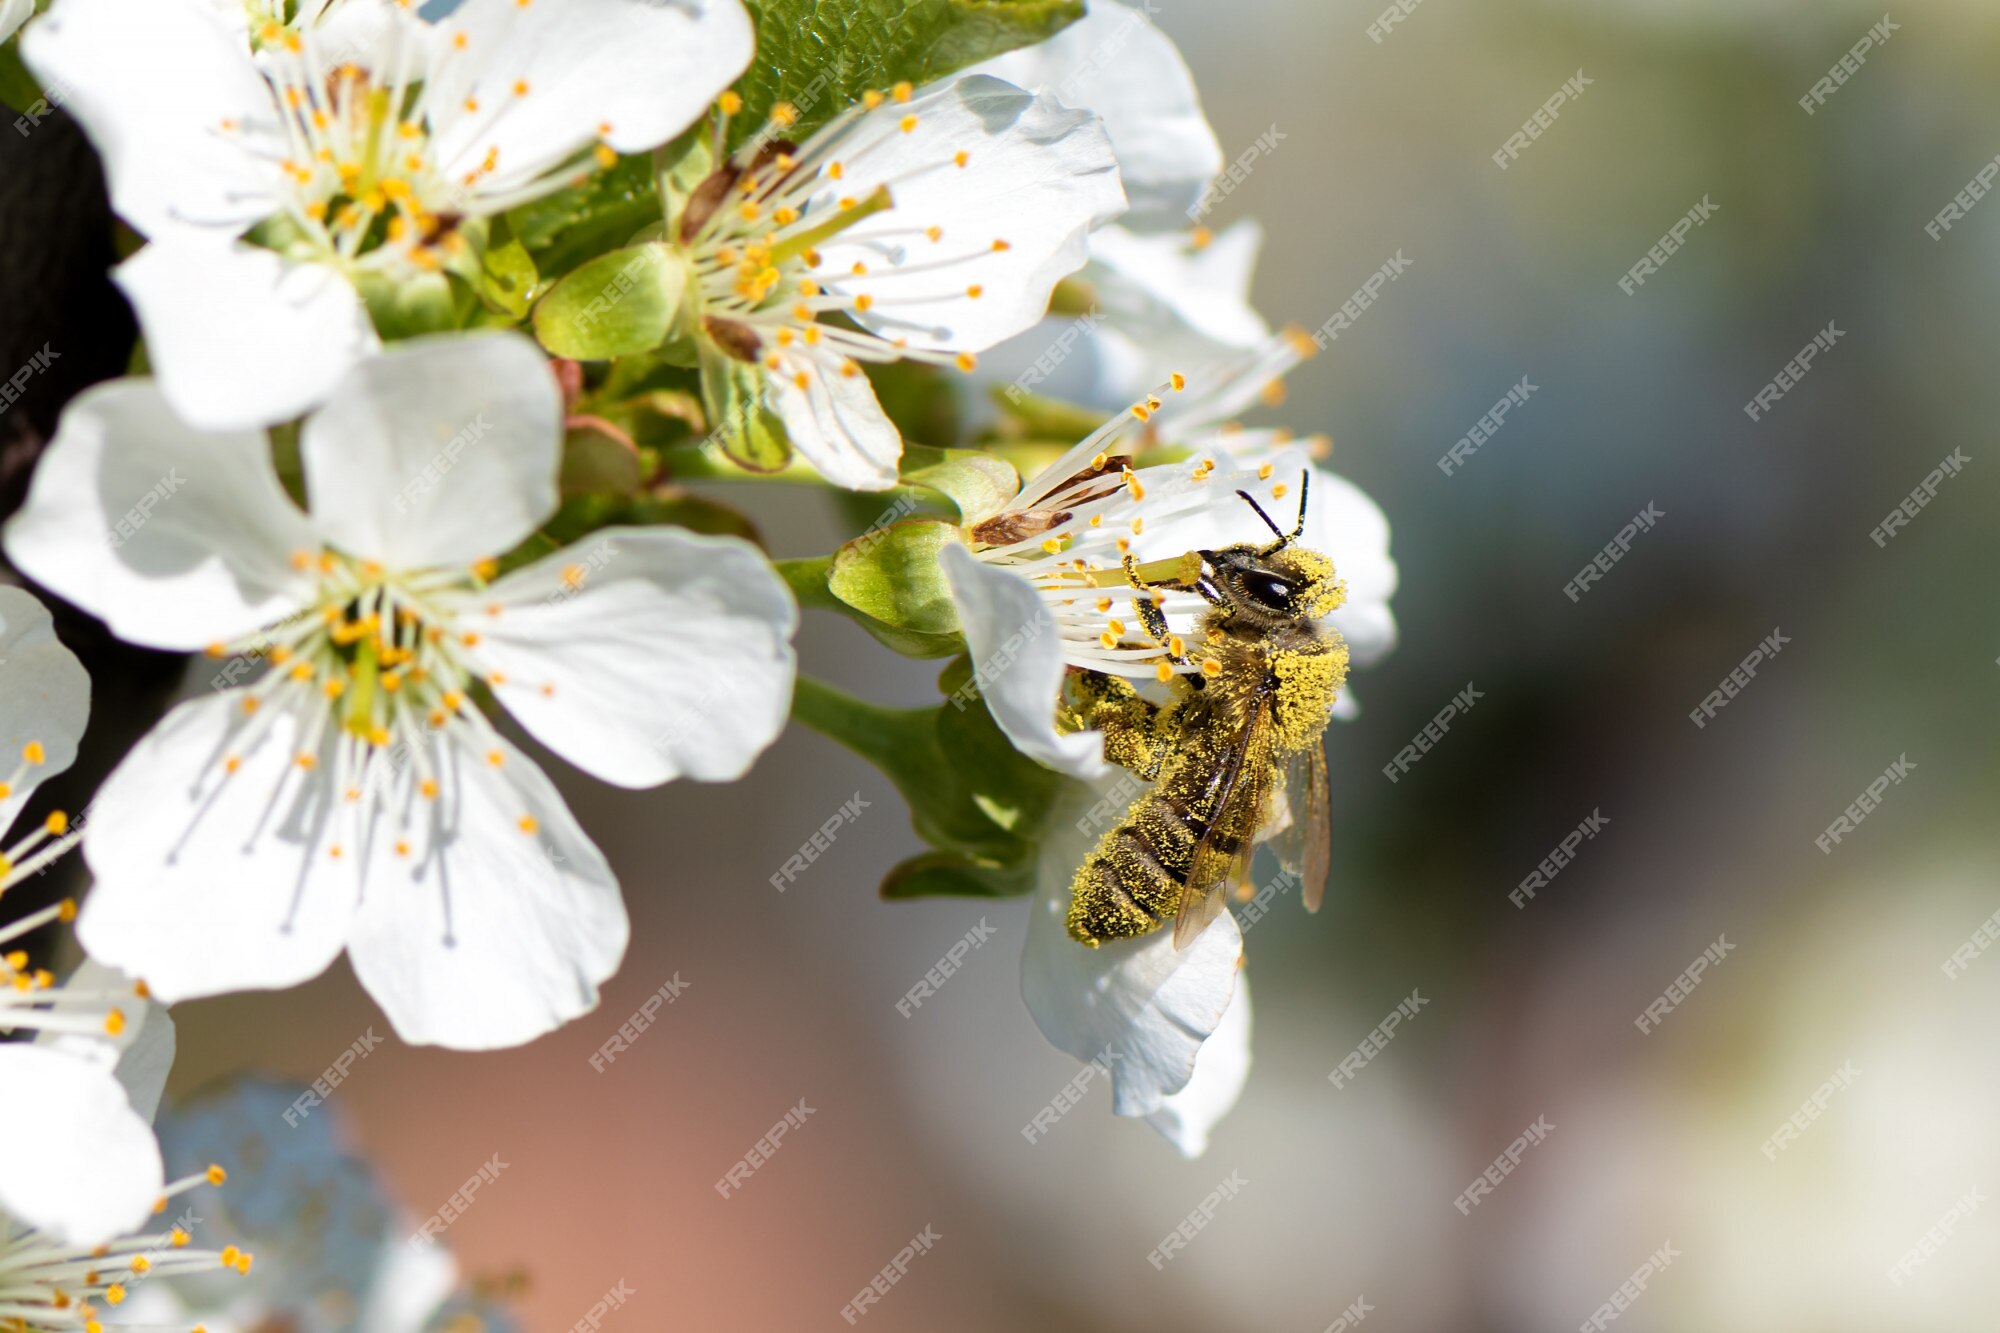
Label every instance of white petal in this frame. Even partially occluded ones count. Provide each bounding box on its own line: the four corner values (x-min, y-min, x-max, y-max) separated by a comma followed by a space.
300, 333, 561, 570
966, 220, 1267, 424
1144, 977, 1251, 1157
3, 379, 318, 652
809, 74, 1125, 353
0, 587, 89, 829
116, 240, 379, 432
78, 691, 359, 1003
464, 527, 797, 788
346, 726, 627, 1050
426, 0, 752, 200
0, 0, 32, 44
939, 542, 1109, 780
33, 960, 179, 1128
767, 348, 903, 491
0, 1044, 164, 1246
972, 0, 1222, 230
360, 1234, 460, 1333
1090, 219, 1268, 354
22, 0, 286, 239
1020, 778, 1243, 1116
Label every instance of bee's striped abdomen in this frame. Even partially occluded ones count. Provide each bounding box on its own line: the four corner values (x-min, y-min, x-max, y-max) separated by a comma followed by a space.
1066, 717, 1235, 946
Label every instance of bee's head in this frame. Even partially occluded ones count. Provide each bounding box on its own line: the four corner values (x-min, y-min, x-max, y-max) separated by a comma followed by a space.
1201, 474, 1346, 622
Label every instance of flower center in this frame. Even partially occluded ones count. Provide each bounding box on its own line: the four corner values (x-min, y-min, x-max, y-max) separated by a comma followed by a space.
684, 89, 997, 385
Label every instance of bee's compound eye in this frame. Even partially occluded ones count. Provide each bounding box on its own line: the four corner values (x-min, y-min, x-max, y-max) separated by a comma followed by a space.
1242, 572, 1294, 609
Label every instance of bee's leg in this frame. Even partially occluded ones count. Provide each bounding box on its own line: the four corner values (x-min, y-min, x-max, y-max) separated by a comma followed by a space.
1068, 672, 1174, 778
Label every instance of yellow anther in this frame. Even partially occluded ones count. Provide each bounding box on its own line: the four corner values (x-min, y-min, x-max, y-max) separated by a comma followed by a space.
718, 90, 742, 115
57, 899, 77, 923
170, 1227, 190, 1247
1202, 658, 1223, 676
1095, 598, 1112, 613
1257, 463, 1275, 480
518, 816, 539, 835
594, 144, 618, 168
966, 284, 982, 298
899, 114, 919, 133
1272, 483, 1289, 499
1156, 661, 1174, 683
106, 1284, 125, 1306
992, 238, 1010, 250
130, 1256, 150, 1275
853, 292, 874, 311
863, 90, 885, 109
322, 678, 346, 699
1190, 226, 1214, 249
21, 741, 43, 765
487, 750, 505, 767
1168, 636, 1186, 657
955, 352, 977, 372
771, 101, 799, 127
953, 149, 969, 167
513, 79, 530, 96
420, 779, 440, 801
295, 754, 316, 771
104, 1010, 125, 1036
44, 811, 67, 836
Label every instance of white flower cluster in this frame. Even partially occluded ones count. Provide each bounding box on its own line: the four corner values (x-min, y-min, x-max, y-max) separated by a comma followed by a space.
0, 0, 1399, 1278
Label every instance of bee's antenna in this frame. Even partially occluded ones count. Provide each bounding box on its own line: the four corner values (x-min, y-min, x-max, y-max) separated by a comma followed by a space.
1234, 489, 1288, 546
1290, 470, 1310, 541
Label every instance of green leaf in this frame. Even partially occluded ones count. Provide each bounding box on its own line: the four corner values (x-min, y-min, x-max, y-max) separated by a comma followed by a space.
532, 244, 688, 361
827, 519, 962, 635
882, 848, 1038, 900
507, 153, 662, 279
791, 676, 1060, 888
777, 553, 964, 659
899, 444, 1018, 523
732, 0, 1085, 144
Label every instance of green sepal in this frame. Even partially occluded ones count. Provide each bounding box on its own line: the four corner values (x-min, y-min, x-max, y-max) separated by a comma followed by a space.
532, 243, 688, 360
353, 268, 458, 341
559, 425, 647, 498
827, 518, 961, 635
657, 127, 714, 242
777, 553, 963, 659
732, 0, 1085, 146
697, 341, 791, 472
475, 225, 541, 321
898, 444, 1018, 524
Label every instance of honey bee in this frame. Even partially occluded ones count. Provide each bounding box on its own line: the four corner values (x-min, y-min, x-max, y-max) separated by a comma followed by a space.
1066, 476, 1349, 950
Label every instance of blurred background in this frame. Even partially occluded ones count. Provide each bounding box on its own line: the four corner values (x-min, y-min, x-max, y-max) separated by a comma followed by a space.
8, 0, 2000, 1328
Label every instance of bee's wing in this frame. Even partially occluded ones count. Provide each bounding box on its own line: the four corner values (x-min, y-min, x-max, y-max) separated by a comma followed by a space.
1273, 741, 1332, 912
1173, 695, 1276, 951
